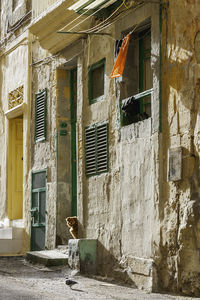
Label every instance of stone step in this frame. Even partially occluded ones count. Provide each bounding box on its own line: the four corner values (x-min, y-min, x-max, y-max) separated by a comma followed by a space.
56, 245, 68, 255
26, 249, 68, 267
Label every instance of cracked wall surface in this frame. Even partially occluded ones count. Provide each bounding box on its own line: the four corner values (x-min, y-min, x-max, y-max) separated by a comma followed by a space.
159, 0, 200, 296
1, 0, 200, 296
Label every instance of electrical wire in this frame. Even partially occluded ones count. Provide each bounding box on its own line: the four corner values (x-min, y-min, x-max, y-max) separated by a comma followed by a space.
7, 10, 32, 33
68, 4, 111, 33
59, 5, 97, 32
95, 2, 144, 35
123, 0, 131, 9
84, 0, 127, 33
65, 0, 132, 33
64, 0, 143, 37
0, 12, 32, 49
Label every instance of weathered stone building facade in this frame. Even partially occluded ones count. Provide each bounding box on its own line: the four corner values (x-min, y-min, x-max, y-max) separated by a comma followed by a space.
0, 0, 200, 296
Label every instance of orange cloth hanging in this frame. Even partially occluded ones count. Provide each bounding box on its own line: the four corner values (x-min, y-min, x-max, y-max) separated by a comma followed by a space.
110, 33, 131, 78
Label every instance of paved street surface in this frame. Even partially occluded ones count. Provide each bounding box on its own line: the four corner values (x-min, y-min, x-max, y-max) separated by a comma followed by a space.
0, 257, 196, 300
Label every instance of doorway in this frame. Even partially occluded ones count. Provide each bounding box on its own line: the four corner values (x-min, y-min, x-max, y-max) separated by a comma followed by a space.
70, 68, 77, 216
8, 117, 23, 220
30, 170, 46, 251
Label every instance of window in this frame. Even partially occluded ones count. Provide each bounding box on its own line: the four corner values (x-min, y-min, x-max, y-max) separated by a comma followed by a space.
120, 24, 153, 125
85, 122, 108, 177
88, 58, 105, 104
35, 89, 47, 142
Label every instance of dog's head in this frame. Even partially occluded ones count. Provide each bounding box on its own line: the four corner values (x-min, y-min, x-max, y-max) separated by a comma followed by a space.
66, 217, 77, 227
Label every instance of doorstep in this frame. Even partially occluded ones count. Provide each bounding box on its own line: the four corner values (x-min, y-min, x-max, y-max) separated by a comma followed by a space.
26, 249, 68, 267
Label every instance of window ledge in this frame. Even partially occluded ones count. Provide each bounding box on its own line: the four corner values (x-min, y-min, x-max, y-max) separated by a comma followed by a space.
122, 88, 153, 106
90, 95, 105, 105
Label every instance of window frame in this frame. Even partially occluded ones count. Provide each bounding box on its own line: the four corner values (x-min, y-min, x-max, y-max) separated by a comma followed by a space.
31, 169, 47, 227
30, 169, 46, 251
139, 28, 152, 114
88, 58, 106, 104
120, 25, 153, 126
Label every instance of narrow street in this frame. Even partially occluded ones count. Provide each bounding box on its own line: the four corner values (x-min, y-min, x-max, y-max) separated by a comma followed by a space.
0, 257, 196, 300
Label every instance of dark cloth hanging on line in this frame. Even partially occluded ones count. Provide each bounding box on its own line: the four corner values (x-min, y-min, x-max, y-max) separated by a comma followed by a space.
115, 39, 123, 58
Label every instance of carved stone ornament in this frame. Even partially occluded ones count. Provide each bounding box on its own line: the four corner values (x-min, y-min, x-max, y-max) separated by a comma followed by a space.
8, 86, 24, 110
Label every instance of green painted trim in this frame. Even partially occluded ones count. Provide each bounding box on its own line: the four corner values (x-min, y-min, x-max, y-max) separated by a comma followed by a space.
30, 169, 47, 251
132, 88, 153, 100
85, 120, 109, 177
70, 69, 77, 216
139, 36, 144, 113
35, 88, 47, 143
139, 29, 152, 114
32, 169, 47, 176
31, 224, 45, 228
32, 187, 46, 193
88, 58, 106, 105
56, 131, 58, 161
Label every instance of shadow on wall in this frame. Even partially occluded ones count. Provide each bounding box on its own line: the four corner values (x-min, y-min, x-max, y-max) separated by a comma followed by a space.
158, 4, 200, 296
97, 240, 137, 288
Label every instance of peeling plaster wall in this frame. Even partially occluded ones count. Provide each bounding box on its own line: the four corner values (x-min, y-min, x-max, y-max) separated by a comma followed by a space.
160, 0, 200, 296
31, 41, 76, 248
2, 0, 200, 295
0, 38, 29, 223
56, 68, 72, 244
0, 0, 31, 254
77, 4, 161, 291
31, 46, 57, 249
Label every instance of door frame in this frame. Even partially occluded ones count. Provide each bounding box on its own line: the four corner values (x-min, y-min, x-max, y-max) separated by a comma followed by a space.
30, 169, 47, 251
70, 68, 77, 216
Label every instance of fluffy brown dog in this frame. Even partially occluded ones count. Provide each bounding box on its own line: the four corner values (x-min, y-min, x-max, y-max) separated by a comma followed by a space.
66, 216, 78, 239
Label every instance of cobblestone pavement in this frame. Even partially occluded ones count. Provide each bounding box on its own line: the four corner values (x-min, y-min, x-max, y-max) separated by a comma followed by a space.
0, 257, 197, 300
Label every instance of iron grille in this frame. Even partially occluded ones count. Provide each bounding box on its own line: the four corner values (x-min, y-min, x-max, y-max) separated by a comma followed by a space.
85, 122, 108, 176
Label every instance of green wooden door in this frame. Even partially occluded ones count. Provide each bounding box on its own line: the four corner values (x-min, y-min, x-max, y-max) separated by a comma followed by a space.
30, 170, 46, 251
70, 69, 77, 216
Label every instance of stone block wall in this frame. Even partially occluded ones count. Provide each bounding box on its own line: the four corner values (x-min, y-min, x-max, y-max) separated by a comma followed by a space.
159, 0, 200, 296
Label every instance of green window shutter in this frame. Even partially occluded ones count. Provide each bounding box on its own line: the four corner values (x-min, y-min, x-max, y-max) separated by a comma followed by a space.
35, 89, 47, 142
85, 122, 108, 177
85, 126, 96, 176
